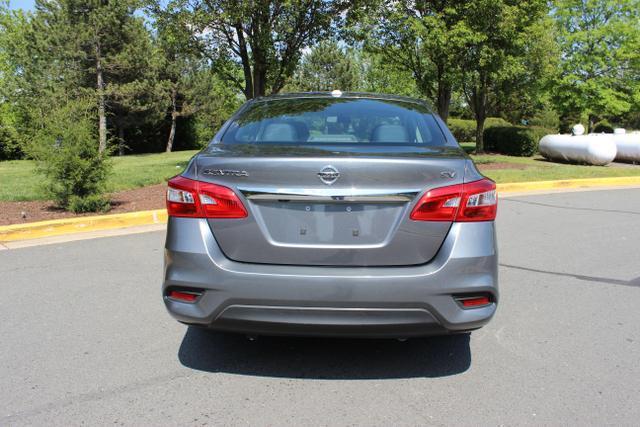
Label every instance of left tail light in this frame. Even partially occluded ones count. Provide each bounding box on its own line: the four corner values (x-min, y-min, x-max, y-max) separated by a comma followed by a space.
410, 178, 497, 222
166, 175, 248, 218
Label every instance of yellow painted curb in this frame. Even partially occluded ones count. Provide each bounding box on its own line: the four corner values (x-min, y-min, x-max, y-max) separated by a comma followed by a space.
0, 209, 167, 242
497, 176, 640, 193
1, 175, 640, 244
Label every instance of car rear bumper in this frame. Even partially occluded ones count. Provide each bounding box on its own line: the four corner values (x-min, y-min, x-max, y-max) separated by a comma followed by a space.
162, 217, 498, 337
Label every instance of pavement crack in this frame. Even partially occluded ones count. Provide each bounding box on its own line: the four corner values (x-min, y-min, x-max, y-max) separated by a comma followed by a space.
500, 263, 640, 288
2, 370, 194, 423
502, 198, 640, 216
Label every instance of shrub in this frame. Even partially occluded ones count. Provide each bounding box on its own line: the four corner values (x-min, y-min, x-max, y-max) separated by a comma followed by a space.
485, 117, 511, 128
593, 120, 614, 133
67, 194, 111, 213
28, 98, 112, 211
448, 118, 476, 142
447, 117, 512, 142
484, 125, 554, 156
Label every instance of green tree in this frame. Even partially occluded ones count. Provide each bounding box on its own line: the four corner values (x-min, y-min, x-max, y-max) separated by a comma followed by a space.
108, 17, 167, 155
458, 0, 548, 153
0, 2, 22, 159
289, 41, 359, 92
167, 0, 352, 99
31, 0, 154, 153
357, 51, 420, 97
190, 69, 244, 146
152, 2, 212, 152
491, 15, 560, 127
0, 4, 64, 153
552, 0, 640, 131
363, 0, 467, 121
150, 1, 243, 151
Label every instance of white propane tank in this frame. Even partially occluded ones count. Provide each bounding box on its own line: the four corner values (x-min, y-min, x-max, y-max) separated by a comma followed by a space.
612, 129, 640, 162
572, 124, 585, 136
539, 133, 617, 166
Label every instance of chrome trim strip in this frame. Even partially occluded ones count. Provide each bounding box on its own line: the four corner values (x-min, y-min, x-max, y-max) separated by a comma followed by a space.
241, 190, 419, 203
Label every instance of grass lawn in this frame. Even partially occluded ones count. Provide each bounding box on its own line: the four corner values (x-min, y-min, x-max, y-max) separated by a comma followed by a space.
0, 150, 197, 202
1, 145, 639, 202
460, 142, 640, 183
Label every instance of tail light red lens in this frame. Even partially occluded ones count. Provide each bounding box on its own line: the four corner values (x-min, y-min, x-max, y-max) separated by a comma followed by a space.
410, 178, 497, 222
168, 290, 201, 302
166, 176, 248, 218
455, 295, 492, 308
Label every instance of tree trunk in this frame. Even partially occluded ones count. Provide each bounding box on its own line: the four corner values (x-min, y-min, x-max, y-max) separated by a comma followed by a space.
252, 59, 267, 98
436, 64, 452, 122
96, 43, 107, 153
235, 23, 253, 99
118, 127, 125, 156
166, 114, 177, 153
469, 72, 488, 154
437, 83, 452, 122
475, 116, 486, 154
471, 85, 488, 153
166, 90, 178, 153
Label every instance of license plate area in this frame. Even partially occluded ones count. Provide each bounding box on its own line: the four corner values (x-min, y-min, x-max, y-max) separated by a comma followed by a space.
252, 201, 406, 246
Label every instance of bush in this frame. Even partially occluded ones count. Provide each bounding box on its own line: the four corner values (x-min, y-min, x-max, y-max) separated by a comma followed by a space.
28, 98, 112, 211
447, 117, 512, 142
68, 194, 111, 213
484, 125, 554, 156
447, 119, 476, 142
593, 120, 614, 133
485, 117, 511, 128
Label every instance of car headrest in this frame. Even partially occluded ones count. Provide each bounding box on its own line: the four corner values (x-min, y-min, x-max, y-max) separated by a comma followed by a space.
290, 121, 309, 142
371, 124, 409, 143
262, 122, 299, 142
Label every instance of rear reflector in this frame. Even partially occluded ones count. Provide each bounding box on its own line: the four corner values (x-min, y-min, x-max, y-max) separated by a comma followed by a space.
166, 176, 247, 219
410, 178, 497, 222
168, 290, 201, 302
456, 296, 491, 308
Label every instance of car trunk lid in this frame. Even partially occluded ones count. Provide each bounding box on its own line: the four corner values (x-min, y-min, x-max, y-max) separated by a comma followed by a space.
196, 145, 467, 266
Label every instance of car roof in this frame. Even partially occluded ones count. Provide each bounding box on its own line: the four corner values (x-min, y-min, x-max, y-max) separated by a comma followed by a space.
253, 91, 434, 111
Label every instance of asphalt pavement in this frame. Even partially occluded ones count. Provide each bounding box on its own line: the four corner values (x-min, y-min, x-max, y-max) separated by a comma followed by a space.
1, 188, 639, 426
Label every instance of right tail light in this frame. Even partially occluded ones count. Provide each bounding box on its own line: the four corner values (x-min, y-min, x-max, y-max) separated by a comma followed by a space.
410, 178, 497, 222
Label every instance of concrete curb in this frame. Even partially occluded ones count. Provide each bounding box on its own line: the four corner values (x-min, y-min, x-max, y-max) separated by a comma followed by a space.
496, 176, 640, 193
0, 209, 167, 243
2, 175, 640, 244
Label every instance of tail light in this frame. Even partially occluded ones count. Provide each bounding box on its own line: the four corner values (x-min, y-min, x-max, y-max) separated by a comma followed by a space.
166, 176, 247, 218
167, 289, 202, 302
455, 295, 492, 308
410, 178, 497, 222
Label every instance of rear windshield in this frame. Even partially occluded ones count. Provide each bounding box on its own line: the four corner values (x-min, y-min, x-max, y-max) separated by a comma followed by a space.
219, 97, 449, 146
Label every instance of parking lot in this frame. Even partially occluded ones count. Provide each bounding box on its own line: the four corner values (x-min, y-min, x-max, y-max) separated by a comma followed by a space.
2, 188, 639, 426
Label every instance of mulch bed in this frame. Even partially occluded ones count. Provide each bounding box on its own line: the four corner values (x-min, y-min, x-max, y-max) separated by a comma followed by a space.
0, 184, 166, 226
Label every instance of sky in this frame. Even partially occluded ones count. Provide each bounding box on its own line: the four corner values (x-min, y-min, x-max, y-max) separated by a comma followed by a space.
9, 0, 35, 10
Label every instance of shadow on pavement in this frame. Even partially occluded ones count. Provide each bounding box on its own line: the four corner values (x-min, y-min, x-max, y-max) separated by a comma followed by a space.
178, 327, 471, 379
